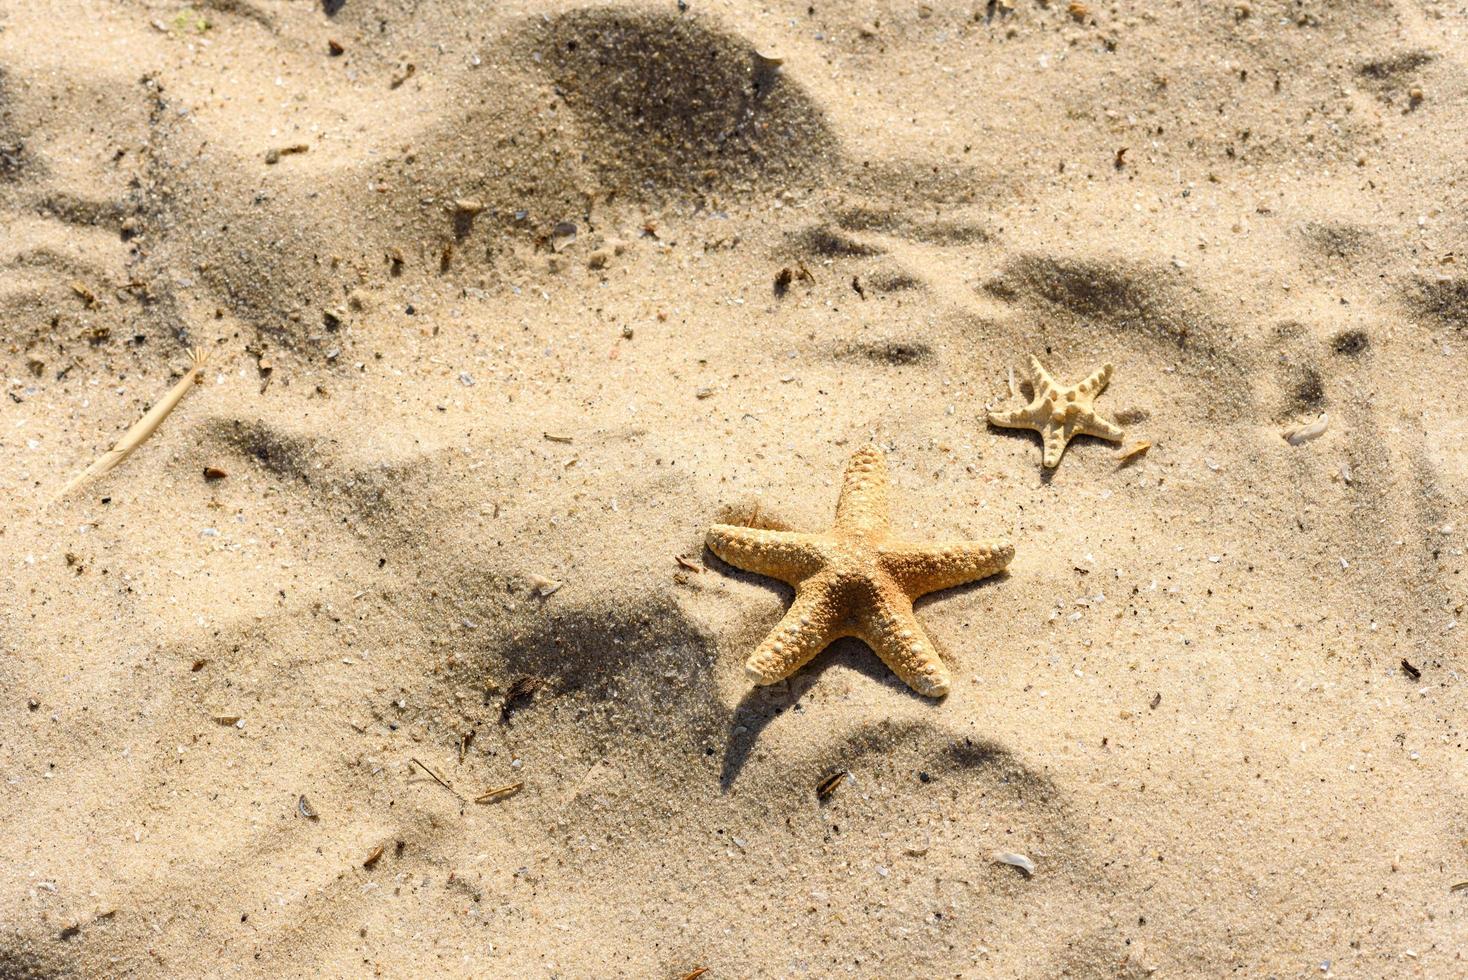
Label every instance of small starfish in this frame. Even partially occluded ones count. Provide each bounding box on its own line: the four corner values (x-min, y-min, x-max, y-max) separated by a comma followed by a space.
707, 447, 1013, 697
988, 356, 1124, 468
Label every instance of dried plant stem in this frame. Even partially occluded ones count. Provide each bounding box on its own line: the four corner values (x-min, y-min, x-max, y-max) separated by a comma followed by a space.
410, 757, 461, 799
473, 781, 523, 804
53, 347, 210, 503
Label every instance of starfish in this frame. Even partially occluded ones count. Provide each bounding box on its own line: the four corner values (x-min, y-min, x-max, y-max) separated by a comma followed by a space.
987, 356, 1124, 469
707, 447, 1013, 697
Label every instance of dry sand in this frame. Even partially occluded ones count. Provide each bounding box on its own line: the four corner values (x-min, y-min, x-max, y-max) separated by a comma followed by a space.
2, 0, 1466, 976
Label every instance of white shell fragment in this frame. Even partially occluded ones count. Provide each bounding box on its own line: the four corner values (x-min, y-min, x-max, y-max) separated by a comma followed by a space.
1283, 412, 1328, 446
529, 574, 563, 597
993, 851, 1036, 877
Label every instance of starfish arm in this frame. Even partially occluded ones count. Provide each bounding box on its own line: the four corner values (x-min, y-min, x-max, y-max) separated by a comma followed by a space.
986, 405, 1036, 430
1076, 362, 1113, 398
857, 594, 950, 697
879, 539, 1014, 597
743, 586, 844, 685
1078, 413, 1124, 442
1041, 423, 1070, 468
1027, 355, 1058, 393
833, 446, 890, 535
706, 525, 825, 584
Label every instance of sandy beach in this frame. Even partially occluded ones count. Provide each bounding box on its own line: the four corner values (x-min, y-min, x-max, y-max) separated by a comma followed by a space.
1, 0, 1465, 976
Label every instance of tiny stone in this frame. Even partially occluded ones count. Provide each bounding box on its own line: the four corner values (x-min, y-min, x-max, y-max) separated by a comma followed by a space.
551, 222, 578, 251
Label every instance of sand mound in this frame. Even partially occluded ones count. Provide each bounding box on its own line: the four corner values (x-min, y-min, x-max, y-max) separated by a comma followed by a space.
535, 8, 835, 195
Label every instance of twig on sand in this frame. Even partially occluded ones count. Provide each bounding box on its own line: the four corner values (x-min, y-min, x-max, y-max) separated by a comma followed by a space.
473, 782, 523, 804
410, 757, 461, 799
53, 347, 211, 503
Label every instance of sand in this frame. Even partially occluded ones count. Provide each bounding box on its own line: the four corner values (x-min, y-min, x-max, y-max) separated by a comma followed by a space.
1, 0, 1465, 976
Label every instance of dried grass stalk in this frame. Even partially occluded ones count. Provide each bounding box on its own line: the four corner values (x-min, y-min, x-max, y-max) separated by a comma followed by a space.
473, 781, 523, 804
54, 347, 210, 502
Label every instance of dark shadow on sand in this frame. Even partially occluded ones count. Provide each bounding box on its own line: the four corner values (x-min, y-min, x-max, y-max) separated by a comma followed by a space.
984, 422, 1125, 486
715, 643, 941, 791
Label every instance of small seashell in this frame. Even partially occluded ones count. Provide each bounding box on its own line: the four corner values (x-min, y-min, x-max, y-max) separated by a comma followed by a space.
1283, 412, 1328, 446
816, 770, 849, 801
1116, 440, 1150, 462
993, 851, 1036, 877
529, 574, 562, 597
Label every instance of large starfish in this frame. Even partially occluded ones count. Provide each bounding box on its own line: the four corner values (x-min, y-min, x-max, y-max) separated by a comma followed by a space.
707, 447, 1013, 697
987, 356, 1124, 468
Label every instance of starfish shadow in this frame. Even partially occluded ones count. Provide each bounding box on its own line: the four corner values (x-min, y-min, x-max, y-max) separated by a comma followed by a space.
983, 422, 1116, 484
911, 567, 1010, 611
985, 422, 1038, 452
716, 640, 940, 791
912, 569, 1011, 674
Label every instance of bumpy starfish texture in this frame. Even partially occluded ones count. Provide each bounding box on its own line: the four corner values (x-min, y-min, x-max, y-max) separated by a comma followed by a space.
988, 356, 1124, 468
707, 447, 1013, 697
